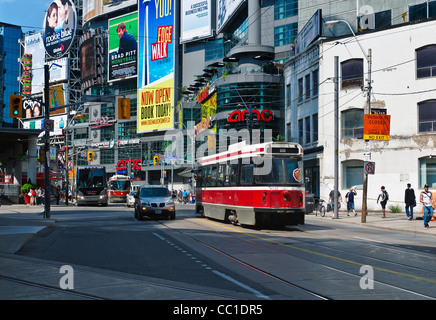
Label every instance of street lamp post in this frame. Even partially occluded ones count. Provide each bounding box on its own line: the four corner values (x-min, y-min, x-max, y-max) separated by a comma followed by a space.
325, 20, 372, 223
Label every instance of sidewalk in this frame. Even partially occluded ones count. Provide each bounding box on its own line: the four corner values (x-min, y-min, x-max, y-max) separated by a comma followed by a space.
305, 209, 436, 236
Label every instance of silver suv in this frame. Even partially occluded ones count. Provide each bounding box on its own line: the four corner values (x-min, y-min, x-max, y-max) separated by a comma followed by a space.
134, 186, 175, 220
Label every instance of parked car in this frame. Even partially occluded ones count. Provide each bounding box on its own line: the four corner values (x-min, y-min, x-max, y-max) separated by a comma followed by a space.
134, 186, 175, 220
126, 191, 136, 207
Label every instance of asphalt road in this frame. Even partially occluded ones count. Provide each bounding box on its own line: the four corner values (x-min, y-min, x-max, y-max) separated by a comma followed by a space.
12, 202, 436, 300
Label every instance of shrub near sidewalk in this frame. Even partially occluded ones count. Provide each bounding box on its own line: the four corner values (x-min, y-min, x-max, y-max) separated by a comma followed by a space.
389, 204, 402, 213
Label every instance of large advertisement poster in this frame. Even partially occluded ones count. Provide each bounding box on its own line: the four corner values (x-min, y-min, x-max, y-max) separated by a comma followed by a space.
108, 12, 138, 82
24, 33, 45, 95
80, 37, 96, 82
83, 0, 137, 25
138, 0, 175, 133
43, 0, 77, 58
217, 0, 245, 32
181, 0, 212, 43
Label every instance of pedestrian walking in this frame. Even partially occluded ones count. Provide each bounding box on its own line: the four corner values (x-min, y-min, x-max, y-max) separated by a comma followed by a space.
377, 186, 389, 218
30, 188, 37, 206
420, 184, 434, 228
345, 187, 357, 216
37, 187, 44, 206
56, 187, 60, 205
404, 183, 416, 221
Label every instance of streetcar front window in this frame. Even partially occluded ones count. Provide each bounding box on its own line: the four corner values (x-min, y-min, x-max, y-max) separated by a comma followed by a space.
255, 157, 304, 185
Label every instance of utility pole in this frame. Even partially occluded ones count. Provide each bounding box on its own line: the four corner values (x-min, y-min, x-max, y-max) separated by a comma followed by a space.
64, 127, 69, 206
361, 49, 372, 223
44, 64, 50, 219
333, 56, 339, 219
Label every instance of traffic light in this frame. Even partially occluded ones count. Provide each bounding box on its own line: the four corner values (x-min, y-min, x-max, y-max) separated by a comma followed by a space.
118, 98, 131, 120
9, 94, 22, 118
87, 151, 94, 162
153, 155, 159, 166
38, 148, 44, 163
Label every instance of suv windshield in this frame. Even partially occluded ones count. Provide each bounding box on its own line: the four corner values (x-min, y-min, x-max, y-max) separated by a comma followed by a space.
140, 187, 170, 198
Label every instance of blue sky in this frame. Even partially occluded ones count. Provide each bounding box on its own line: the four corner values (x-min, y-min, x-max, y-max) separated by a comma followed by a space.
0, 0, 50, 32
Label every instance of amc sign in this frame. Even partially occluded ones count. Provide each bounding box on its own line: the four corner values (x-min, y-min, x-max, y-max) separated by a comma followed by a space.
228, 109, 273, 123
116, 159, 142, 171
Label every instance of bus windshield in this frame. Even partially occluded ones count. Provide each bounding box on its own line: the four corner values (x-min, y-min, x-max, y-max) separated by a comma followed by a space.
255, 157, 304, 185
109, 180, 131, 191
78, 168, 106, 188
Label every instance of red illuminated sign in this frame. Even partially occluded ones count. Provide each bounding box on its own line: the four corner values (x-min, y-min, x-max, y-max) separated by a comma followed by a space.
116, 159, 142, 171
228, 109, 273, 123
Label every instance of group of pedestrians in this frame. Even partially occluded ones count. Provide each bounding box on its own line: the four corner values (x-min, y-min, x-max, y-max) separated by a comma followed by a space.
327, 183, 435, 228
27, 187, 45, 206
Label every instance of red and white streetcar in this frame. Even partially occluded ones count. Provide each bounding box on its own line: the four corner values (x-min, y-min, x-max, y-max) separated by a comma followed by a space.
107, 174, 131, 203
195, 141, 305, 227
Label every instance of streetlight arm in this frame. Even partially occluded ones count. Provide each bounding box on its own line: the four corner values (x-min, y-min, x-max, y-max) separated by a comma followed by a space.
325, 19, 369, 61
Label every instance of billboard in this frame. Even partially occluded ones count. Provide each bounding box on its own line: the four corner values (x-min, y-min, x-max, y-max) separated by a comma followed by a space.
49, 58, 69, 83
108, 12, 138, 82
138, 0, 175, 133
80, 36, 96, 82
43, 0, 77, 58
24, 33, 45, 94
49, 84, 67, 115
83, 0, 137, 25
181, 0, 213, 43
217, 0, 245, 32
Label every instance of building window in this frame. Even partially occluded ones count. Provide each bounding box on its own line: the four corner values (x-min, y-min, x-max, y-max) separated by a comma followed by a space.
342, 109, 364, 139
101, 103, 115, 118
342, 160, 364, 189
358, 9, 392, 30
419, 157, 436, 188
100, 149, 114, 165
100, 126, 115, 141
298, 78, 303, 103
298, 119, 303, 145
118, 121, 137, 140
416, 45, 436, 79
341, 59, 364, 88
274, 0, 298, 20
74, 128, 88, 140
410, 1, 436, 21
205, 38, 223, 62
274, 23, 298, 47
312, 69, 319, 96
305, 116, 311, 144
418, 100, 436, 132
313, 113, 318, 142
305, 74, 311, 100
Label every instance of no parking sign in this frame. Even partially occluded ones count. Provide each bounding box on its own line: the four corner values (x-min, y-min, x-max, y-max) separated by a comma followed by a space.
364, 161, 375, 175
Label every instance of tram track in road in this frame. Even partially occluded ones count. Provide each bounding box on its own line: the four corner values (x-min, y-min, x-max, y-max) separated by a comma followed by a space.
0, 252, 257, 300
157, 211, 436, 299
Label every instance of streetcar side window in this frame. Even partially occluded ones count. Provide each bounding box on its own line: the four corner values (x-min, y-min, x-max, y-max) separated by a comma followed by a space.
205, 166, 211, 187
229, 163, 239, 186
224, 163, 231, 186
240, 163, 254, 185
197, 168, 203, 188
217, 164, 225, 186
211, 165, 217, 187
